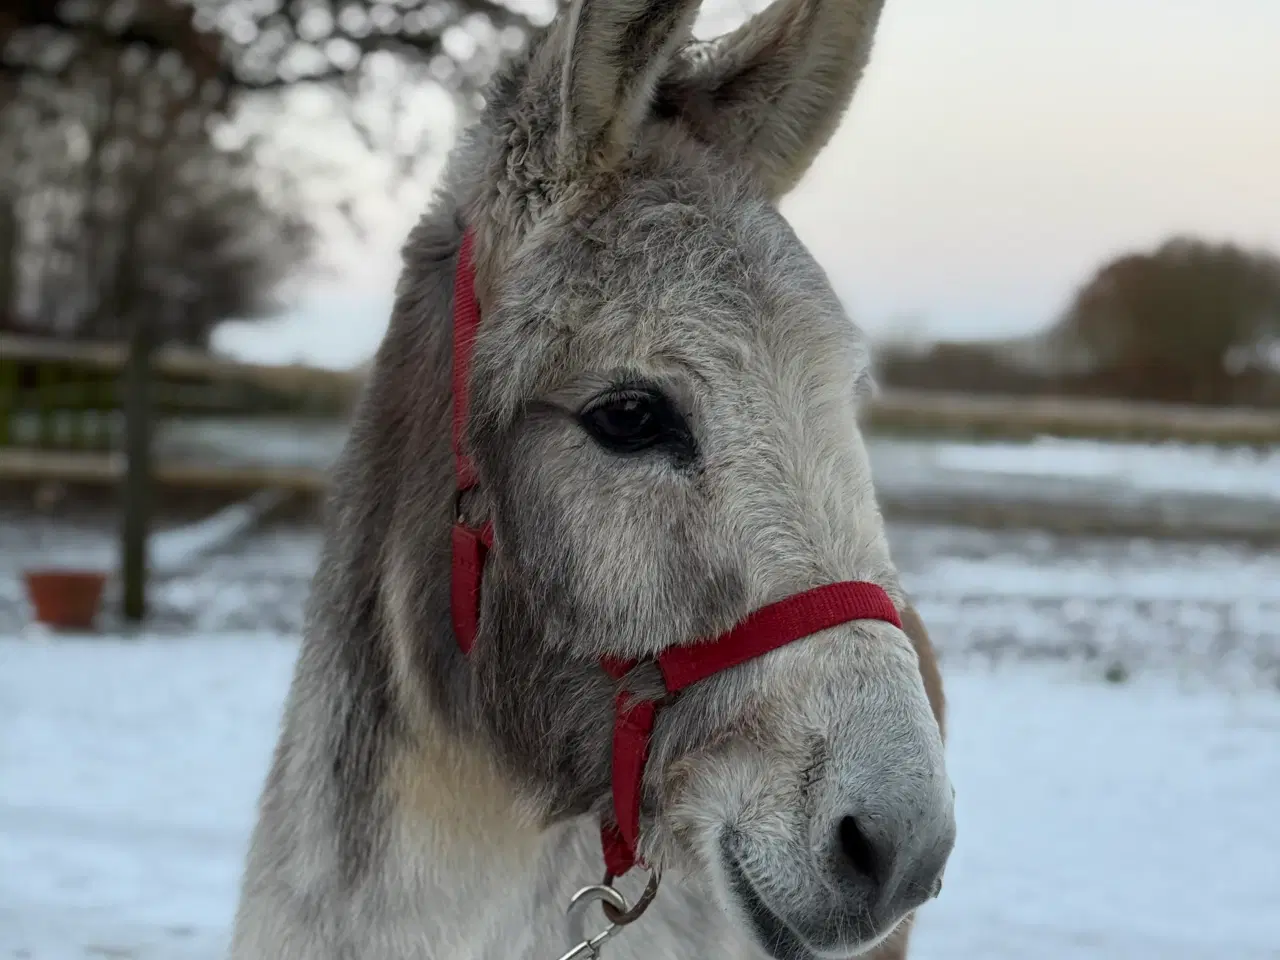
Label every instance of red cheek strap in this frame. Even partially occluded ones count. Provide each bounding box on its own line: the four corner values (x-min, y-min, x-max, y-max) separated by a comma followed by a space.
447, 227, 905, 879
597, 581, 903, 876
450, 521, 493, 657
601, 686, 658, 878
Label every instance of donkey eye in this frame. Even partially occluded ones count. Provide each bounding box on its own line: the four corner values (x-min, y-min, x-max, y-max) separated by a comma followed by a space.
580, 389, 692, 459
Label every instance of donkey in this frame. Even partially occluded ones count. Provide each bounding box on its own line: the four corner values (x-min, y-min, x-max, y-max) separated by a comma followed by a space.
229, 1, 955, 958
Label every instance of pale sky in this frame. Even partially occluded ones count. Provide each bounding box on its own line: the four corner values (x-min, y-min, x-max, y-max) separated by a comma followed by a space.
216, 0, 1280, 369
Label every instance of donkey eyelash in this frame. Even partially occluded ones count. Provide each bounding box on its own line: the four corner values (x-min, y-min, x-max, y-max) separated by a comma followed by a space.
586, 386, 662, 410
578, 384, 698, 465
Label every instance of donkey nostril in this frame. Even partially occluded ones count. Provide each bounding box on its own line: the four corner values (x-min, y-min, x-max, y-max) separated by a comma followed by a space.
837, 815, 881, 883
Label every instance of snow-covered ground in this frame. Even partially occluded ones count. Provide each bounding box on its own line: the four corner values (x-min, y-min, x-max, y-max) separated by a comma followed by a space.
5, 513, 1278, 686
866, 437, 1280, 542
922, 437, 1280, 501
3, 500, 1279, 958
2, 636, 1278, 960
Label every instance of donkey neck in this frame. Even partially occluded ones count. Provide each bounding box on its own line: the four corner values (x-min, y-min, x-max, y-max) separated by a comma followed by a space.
380, 706, 547, 926
383, 719, 639, 957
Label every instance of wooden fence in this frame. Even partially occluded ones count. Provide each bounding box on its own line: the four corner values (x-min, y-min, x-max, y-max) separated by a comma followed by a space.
0, 334, 360, 454
865, 390, 1280, 447
3, 334, 1279, 498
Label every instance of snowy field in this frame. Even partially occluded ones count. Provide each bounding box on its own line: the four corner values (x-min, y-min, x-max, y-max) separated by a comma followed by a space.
5, 512, 1278, 687
3, 514, 1279, 959
3, 637, 1278, 960
868, 436, 1280, 510
923, 437, 1280, 501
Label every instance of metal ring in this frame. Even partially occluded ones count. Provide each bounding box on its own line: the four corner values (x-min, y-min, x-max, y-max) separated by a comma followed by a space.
599, 870, 661, 927
567, 883, 629, 916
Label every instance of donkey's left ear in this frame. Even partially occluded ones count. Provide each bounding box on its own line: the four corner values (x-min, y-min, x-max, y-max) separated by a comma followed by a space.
655, 0, 887, 200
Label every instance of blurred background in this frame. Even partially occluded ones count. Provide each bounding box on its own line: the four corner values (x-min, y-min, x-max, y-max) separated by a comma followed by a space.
1, 1, 1277, 958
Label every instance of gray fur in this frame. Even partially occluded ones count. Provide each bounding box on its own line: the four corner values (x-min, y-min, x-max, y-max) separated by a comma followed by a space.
230, 1, 954, 958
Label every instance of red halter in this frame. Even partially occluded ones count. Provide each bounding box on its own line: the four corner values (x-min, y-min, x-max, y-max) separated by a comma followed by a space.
449, 229, 903, 877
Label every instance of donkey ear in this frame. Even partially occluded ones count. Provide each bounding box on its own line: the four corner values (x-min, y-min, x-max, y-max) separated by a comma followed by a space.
556, 0, 703, 173
655, 0, 886, 199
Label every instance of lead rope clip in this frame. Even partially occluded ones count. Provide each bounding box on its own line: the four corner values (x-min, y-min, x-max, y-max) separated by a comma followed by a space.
553, 871, 660, 960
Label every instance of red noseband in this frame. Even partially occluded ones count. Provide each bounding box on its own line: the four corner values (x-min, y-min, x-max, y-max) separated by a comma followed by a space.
449, 229, 903, 877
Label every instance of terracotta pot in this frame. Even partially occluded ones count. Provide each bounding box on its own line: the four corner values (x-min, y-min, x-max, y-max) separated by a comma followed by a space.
23, 569, 108, 631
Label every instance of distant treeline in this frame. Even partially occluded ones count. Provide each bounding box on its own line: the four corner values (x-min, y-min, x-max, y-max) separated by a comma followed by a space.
878, 236, 1280, 409
876, 341, 1280, 409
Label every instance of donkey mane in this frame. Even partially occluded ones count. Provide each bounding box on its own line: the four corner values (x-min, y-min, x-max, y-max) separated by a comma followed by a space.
230, 3, 952, 959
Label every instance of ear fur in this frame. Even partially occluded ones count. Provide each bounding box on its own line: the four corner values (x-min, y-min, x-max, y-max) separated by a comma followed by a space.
556, 0, 704, 173
656, 0, 887, 199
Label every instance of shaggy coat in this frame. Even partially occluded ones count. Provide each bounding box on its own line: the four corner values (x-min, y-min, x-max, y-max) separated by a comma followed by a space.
229, 2, 954, 958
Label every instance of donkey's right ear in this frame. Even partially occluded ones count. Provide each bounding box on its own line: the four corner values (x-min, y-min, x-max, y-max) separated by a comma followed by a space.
554, 0, 703, 174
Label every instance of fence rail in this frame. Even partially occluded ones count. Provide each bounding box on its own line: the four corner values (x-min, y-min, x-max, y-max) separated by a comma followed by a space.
4, 335, 1280, 471
0, 447, 331, 493
866, 389, 1280, 446
0, 334, 360, 454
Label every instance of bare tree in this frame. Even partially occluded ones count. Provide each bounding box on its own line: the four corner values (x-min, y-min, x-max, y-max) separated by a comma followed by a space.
1, 22, 311, 344
2, 0, 549, 180
1, 0, 548, 345
1, 0, 543, 90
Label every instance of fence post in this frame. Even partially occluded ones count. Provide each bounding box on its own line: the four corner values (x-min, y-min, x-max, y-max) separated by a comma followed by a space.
0, 356, 14, 448
120, 315, 153, 622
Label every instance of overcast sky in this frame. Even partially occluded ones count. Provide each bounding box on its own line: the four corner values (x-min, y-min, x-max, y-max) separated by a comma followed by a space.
216, 0, 1280, 369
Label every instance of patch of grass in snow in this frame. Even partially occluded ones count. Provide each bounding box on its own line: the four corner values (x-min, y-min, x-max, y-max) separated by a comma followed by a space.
1103, 661, 1131, 684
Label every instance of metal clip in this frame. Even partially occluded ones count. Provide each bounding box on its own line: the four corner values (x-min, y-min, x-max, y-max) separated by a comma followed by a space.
554, 884, 628, 960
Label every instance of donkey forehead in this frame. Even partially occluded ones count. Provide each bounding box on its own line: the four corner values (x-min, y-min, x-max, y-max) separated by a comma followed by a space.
487, 187, 867, 403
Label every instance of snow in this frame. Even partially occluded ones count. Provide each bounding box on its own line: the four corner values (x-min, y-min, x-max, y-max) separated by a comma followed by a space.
866, 437, 1280, 519
2, 634, 1278, 960
6, 514, 1280, 685
892, 523, 1280, 691
924, 437, 1280, 502
0, 635, 290, 960
3, 495, 1278, 958
27, 492, 288, 578
146, 492, 290, 575
914, 667, 1280, 959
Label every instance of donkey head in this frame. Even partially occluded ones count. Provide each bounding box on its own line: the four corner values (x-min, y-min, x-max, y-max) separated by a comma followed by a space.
429, 0, 955, 955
